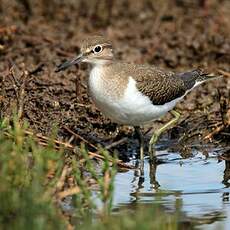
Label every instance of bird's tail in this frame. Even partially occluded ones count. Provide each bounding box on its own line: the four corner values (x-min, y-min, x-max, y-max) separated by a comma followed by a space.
179, 68, 222, 91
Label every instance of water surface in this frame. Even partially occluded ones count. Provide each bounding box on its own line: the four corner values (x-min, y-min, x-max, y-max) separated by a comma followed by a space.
113, 149, 230, 229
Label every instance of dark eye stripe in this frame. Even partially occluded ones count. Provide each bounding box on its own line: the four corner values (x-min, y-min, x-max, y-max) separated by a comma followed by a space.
102, 44, 112, 49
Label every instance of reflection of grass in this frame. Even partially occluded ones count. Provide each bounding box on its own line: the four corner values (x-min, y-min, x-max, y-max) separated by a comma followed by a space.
0, 117, 180, 229
80, 205, 179, 230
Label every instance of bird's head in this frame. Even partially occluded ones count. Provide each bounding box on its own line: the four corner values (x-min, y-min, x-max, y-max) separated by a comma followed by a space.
56, 36, 114, 72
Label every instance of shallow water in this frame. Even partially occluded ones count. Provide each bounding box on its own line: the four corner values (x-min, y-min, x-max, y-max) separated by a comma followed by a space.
113, 148, 230, 229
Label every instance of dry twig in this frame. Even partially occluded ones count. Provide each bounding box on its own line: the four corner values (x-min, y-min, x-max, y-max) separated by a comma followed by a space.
22, 130, 134, 169
63, 126, 98, 151
57, 186, 81, 200
55, 165, 71, 192
204, 125, 225, 141
105, 137, 128, 150
218, 69, 230, 78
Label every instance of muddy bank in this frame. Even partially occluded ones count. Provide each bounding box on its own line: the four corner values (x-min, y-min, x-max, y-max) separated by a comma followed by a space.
0, 0, 229, 157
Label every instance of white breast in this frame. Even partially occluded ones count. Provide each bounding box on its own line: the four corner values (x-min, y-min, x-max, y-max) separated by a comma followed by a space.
89, 65, 124, 122
89, 67, 181, 126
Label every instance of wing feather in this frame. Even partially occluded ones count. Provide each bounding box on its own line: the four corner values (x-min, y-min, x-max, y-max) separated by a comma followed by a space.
133, 66, 187, 105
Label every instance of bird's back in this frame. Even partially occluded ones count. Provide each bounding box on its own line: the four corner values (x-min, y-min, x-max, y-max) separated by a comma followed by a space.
110, 63, 215, 105
111, 62, 187, 105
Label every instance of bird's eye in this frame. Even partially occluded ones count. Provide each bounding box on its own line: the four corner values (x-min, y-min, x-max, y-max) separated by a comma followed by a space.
93, 45, 102, 53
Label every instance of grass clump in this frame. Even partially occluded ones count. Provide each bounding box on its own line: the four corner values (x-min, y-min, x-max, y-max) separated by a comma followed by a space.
0, 118, 117, 229
0, 118, 66, 229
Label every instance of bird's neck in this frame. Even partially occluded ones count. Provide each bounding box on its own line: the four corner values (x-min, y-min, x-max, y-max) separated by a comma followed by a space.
89, 58, 114, 68
89, 61, 114, 79
89, 63, 108, 82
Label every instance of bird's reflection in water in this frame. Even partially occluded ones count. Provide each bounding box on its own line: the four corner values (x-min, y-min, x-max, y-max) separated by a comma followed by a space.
130, 152, 230, 205
149, 161, 160, 189
130, 161, 145, 199
223, 160, 230, 187
131, 159, 160, 199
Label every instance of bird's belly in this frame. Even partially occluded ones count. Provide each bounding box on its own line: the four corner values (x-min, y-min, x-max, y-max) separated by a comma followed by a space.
92, 92, 179, 126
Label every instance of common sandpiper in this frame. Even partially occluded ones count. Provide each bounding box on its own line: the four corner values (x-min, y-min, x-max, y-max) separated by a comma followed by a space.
56, 35, 220, 161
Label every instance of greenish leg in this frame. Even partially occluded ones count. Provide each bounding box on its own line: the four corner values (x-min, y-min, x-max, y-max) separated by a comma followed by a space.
134, 126, 144, 161
148, 110, 181, 161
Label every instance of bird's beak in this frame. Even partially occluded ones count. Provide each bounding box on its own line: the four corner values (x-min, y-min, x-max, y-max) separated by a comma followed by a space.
55, 53, 84, 72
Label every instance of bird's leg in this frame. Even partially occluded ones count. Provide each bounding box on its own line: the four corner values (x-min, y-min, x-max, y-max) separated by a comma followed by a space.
148, 110, 181, 161
134, 126, 144, 161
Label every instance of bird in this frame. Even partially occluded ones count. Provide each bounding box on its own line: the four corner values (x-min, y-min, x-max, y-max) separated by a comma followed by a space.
56, 35, 220, 161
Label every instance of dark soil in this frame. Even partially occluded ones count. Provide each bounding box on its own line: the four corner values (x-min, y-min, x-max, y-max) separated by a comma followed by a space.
0, 0, 229, 158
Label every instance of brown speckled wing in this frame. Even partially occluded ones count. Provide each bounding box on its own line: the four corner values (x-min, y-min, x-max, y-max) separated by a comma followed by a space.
133, 66, 187, 105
